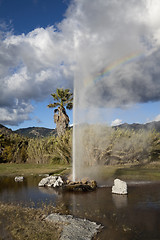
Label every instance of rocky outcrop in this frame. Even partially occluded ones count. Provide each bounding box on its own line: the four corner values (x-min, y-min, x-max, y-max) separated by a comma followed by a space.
45, 213, 102, 240
63, 178, 97, 192
38, 176, 63, 187
112, 179, 127, 195
38, 176, 97, 192
54, 107, 69, 137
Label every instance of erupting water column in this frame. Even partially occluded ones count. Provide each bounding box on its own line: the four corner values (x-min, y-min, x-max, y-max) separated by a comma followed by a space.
72, 86, 76, 182
72, 68, 84, 181
72, 57, 87, 182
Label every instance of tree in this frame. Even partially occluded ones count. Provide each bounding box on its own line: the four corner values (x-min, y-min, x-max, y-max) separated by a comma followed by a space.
47, 88, 73, 136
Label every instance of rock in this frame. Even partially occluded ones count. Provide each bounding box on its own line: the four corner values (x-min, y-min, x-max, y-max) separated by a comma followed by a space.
89, 180, 97, 189
45, 213, 102, 240
14, 176, 24, 182
81, 177, 89, 184
112, 179, 127, 195
66, 179, 71, 184
63, 183, 93, 192
38, 176, 64, 188
63, 179, 97, 192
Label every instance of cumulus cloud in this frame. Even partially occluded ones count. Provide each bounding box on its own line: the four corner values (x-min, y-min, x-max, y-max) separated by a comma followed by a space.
111, 119, 123, 127
1, 0, 160, 125
71, 0, 160, 109
0, 101, 33, 126
0, 26, 75, 125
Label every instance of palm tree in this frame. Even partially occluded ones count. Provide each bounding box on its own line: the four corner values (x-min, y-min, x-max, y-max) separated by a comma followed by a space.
47, 88, 73, 136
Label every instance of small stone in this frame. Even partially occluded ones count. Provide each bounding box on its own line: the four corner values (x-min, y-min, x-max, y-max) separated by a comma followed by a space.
112, 179, 127, 195
15, 176, 24, 182
53, 181, 59, 187
57, 176, 63, 185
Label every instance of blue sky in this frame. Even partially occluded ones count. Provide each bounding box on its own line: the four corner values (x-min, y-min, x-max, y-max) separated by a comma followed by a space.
0, 0, 70, 34
1, 0, 160, 130
0, 0, 72, 130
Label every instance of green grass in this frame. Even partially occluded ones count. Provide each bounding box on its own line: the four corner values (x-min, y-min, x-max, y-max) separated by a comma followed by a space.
114, 167, 160, 181
1, 162, 160, 181
82, 163, 160, 182
0, 163, 71, 176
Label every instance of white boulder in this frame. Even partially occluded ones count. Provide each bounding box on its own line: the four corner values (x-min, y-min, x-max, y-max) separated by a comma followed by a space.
38, 176, 64, 188
112, 179, 127, 195
15, 176, 24, 182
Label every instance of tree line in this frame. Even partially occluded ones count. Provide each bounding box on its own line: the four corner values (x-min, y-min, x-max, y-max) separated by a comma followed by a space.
0, 129, 72, 164
1, 126, 160, 165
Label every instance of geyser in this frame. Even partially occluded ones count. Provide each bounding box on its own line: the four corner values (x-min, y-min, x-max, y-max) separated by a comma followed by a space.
71, 0, 160, 182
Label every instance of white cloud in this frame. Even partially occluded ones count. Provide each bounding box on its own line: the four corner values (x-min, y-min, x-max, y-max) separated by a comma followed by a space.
0, 25, 75, 125
111, 119, 123, 127
0, 102, 33, 126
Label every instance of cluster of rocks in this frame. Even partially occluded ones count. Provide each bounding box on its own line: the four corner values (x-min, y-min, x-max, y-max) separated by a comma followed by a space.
63, 178, 97, 192
38, 176, 64, 188
38, 176, 97, 192
38, 174, 127, 195
46, 213, 102, 240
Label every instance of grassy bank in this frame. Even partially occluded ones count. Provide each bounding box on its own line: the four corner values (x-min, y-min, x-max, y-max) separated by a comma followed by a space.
0, 202, 64, 240
104, 162, 160, 181
1, 162, 160, 180
81, 162, 160, 182
0, 163, 71, 176
114, 166, 160, 181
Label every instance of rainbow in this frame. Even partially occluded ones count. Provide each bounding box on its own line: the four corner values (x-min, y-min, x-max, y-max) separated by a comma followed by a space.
86, 52, 144, 86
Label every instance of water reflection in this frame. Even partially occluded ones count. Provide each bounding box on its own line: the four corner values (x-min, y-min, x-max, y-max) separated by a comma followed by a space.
0, 176, 160, 239
112, 194, 128, 208
0, 176, 59, 206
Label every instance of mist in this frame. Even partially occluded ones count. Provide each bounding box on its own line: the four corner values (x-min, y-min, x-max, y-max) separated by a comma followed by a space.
71, 0, 160, 181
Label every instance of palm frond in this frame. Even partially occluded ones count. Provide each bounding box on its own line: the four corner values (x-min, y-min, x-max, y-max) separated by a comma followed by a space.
57, 88, 64, 99
47, 102, 60, 108
66, 102, 73, 110
51, 93, 59, 101
48, 88, 73, 110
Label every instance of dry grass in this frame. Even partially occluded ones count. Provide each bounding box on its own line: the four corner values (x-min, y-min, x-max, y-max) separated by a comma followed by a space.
0, 202, 64, 240
0, 163, 71, 177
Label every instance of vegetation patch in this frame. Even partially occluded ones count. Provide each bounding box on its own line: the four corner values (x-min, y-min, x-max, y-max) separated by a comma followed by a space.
0, 163, 71, 176
114, 167, 160, 180
0, 202, 63, 240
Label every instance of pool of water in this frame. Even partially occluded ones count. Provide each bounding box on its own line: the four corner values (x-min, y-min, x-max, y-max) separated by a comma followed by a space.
0, 176, 160, 240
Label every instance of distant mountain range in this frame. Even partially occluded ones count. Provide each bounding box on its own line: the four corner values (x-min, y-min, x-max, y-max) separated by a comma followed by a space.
15, 127, 57, 138
1, 121, 160, 138
0, 124, 56, 138
0, 124, 13, 136
114, 121, 160, 132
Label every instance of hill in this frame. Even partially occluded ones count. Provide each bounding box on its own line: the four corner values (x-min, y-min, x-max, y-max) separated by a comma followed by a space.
116, 121, 160, 132
0, 124, 13, 136
15, 127, 57, 138
1, 121, 160, 138
0, 122, 160, 165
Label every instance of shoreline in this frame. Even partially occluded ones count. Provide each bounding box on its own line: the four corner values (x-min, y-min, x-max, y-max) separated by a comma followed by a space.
1, 162, 160, 181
